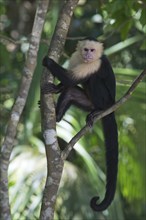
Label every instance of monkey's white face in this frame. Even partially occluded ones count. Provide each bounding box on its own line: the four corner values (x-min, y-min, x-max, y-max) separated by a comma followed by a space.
69, 40, 103, 78
78, 40, 103, 63
82, 47, 96, 63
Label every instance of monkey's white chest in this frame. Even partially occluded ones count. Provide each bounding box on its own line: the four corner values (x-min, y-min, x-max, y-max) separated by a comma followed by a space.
69, 60, 101, 79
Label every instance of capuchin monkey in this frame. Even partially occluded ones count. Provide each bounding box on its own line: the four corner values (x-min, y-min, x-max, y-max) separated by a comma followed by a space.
41, 37, 118, 212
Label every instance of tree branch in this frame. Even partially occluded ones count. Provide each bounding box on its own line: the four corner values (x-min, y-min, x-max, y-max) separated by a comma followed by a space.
0, 1, 49, 219
61, 69, 146, 160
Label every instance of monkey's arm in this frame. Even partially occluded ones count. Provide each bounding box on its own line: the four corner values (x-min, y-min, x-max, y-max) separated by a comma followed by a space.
43, 56, 79, 87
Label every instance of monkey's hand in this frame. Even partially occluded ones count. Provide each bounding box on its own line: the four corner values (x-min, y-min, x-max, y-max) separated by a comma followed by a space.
38, 100, 41, 108
41, 82, 63, 94
42, 56, 54, 67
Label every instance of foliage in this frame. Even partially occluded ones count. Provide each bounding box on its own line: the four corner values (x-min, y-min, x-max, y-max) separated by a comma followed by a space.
0, 0, 145, 219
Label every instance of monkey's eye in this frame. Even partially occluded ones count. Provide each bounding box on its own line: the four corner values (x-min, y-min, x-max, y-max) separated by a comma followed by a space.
91, 49, 95, 52
84, 48, 89, 51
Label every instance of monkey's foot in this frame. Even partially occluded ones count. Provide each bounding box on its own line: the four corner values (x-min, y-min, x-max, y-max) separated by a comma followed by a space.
86, 110, 102, 127
86, 112, 95, 127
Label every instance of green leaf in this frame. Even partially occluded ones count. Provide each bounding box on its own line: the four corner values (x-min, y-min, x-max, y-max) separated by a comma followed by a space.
140, 39, 146, 50
140, 9, 146, 26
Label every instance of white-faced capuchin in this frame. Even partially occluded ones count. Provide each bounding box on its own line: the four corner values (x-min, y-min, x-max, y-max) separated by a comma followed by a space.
41, 37, 118, 212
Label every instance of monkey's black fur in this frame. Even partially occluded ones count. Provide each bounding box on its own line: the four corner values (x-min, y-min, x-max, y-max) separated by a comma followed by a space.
42, 39, 118, 212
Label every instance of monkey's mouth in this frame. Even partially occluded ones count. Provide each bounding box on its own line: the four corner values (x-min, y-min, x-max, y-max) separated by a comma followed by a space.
83, 56, 93, 62
84, 58, 93, 63
83, 54, 94, 63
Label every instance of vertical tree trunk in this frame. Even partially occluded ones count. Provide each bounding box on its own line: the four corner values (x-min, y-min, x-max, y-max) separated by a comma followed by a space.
40, 0, 79, 219
0, 1, 50, 219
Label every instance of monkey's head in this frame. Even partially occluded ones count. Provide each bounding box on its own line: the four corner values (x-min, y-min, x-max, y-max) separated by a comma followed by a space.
77, 38, 103, 63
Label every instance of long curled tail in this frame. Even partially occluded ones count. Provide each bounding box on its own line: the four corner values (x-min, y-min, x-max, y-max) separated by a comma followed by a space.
90, 112, 118, 211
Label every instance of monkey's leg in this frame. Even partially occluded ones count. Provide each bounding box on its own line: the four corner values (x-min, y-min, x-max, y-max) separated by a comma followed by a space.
38, 83, 64, 108
56, 86, 94, 122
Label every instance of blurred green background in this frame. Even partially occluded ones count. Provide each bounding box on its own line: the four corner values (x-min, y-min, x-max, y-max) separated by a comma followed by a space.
0, 0, 146, 219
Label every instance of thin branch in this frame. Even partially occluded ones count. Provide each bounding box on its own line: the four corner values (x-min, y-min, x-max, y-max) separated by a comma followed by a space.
0, 34, 28, 45
0, 1, 49, 219
61, 69, 146, 160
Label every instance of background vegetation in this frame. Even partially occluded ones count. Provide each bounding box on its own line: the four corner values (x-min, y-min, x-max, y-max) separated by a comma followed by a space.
0, 0, 145, 219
